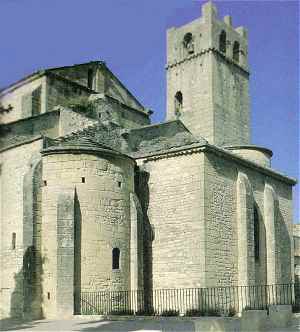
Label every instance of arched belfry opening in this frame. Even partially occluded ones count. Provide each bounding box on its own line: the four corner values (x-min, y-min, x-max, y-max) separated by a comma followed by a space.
219, 30, 226, 53
233, 41, 240, 62
174, 91, 183, 118
183, 32, 194, 54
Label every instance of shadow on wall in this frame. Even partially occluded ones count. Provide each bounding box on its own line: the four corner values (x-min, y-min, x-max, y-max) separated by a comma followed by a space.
276, 202, 292, 283
255, 203, 267, 285
74, 190, 82, 315
9, 246, 44, 320
135, 167, 154, 312
7, 159, 44, 320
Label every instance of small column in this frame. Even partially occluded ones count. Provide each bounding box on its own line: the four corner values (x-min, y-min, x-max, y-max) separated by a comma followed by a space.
237, 172, 253, 286
264, 183, 277, 286
56, 189, 75, 317
236, 172, 254, 312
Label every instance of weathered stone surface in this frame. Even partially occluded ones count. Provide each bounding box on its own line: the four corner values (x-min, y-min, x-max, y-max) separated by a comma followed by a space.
0, 1, 296, 321
166, 1, 249, 146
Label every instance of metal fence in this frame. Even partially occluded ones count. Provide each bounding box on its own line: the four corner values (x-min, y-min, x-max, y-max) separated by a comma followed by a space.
79, 283, 300, 316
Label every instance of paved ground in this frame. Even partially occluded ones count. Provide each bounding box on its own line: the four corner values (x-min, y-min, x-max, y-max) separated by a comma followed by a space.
2, 318, 193, 332
0, 315, 299, 332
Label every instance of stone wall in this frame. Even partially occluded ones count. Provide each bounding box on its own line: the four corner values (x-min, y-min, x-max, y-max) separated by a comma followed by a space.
51, 63, 145, 112
41, 151, 135, 317
294, 224, 300, 282
166, 2, 250, 146
51, 63, 96, 89
46, 75, 91, 113
204, 153, 238, 287
103, 67, 144, 111
0, 108, 97, 151
93, 97, 150, 129
0, 139, 43, 319
0, 77, 47, 125
212, 53, 250, 146
59, 108, 98, 137
204, 151, 293, 286
0, 111, 60, 150
294, 225, 300, 261
136, 147, 293, 293
137, 152, 206, 290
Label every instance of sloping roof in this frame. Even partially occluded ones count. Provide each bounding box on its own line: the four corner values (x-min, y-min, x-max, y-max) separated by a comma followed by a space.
42, 119, 203, 159
126, 120, 205, 158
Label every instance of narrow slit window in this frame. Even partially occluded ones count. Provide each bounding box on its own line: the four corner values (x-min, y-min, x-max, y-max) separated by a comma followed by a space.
112, 248, 120, 270
12, 233, 16, 250
82, 177, 85, 183
118, 181, 122, 188
43, 180, 47, 186
47, 292, 50, 300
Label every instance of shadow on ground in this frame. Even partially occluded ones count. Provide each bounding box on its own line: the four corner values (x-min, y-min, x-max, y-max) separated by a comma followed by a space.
0, 318, 49, 331
0, 318, 195, 332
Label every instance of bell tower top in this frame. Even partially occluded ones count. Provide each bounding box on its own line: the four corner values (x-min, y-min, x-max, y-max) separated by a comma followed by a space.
166, 1, 251, 146
167, 1, 249, 70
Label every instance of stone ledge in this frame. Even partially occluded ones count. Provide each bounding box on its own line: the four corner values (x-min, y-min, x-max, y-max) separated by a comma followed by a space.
166, 47, 249, 76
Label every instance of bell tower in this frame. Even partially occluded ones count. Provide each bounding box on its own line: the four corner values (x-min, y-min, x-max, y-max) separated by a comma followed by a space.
166, 1, 250, 146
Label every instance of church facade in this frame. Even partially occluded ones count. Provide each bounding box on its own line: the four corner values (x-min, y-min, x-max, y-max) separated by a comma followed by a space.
0, 2, 296, 319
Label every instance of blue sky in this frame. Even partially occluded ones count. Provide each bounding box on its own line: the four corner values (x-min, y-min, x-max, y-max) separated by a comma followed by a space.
0, 0, 299, 222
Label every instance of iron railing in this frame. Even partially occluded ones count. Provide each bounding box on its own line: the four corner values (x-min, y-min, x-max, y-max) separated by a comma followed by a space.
79, 282, 300, 316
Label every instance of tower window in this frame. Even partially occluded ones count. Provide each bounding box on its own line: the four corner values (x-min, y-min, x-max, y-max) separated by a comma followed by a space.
12, 233, 16, 250
174, 91, 183, 118
254, 205, 260, 261
112, 248, 120, 270
81, 177, 85, 183
233, 41, 240, 62
183, 32, 194, 54
87, 69, 93, 89
219, 30, 226, 53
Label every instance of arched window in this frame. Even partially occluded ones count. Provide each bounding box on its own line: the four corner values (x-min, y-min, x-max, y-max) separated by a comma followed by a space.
219, 30, 226, 53
233, 41, 240, 62
183, 32, 194, 54
174, 91, 183, 118
12, 232, 16, 250
87, 68, 93, 90
112, 248, 120, 270
254, 206, 260, 261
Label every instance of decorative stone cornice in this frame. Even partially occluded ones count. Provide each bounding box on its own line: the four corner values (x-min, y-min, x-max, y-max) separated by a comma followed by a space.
137, 143, 296, 186
41, 138, 135, 164
165, 47, 250, 76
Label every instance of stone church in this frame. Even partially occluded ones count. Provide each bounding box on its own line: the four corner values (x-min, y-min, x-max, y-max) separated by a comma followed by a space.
0, 1, 297, 319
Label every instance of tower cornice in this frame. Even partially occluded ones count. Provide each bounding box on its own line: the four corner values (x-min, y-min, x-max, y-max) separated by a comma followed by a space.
166, 47, 249, 76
